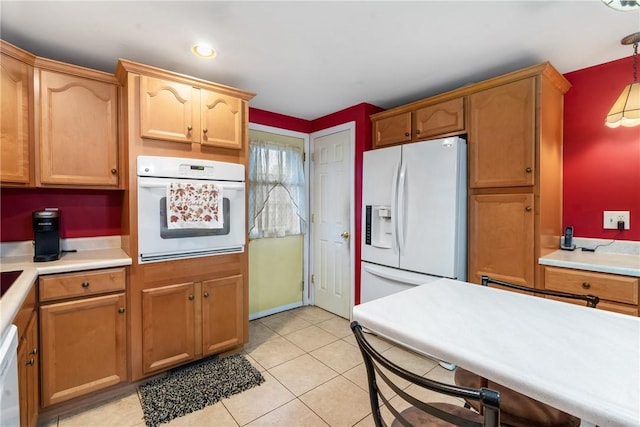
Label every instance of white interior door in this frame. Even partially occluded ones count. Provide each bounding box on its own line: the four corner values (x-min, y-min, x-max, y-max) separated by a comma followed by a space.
311, 124, 354, 318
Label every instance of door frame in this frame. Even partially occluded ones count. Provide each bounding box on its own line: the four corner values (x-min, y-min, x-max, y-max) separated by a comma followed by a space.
309, 122, 356, 317
248, 123, 311, 308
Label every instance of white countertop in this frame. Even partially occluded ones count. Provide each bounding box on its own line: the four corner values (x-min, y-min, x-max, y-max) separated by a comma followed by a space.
539, 249, 640, 277
352, 278, 640, 427
0, 244, 131, 337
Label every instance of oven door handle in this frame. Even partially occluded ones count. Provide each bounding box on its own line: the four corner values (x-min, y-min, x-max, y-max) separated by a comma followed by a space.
138, 180, 245, 190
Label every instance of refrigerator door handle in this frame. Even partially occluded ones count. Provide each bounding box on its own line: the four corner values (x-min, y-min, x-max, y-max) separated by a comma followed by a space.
362, 263, 430, 286
397, 160, 407, 253
391, 161, 400, 254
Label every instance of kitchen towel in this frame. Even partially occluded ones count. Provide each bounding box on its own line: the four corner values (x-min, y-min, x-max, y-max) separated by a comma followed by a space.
138, 354, 264, 427
166, 182, 224, 229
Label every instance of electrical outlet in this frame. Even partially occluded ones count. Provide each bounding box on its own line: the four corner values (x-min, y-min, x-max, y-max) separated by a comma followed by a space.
603, 211, 630, 230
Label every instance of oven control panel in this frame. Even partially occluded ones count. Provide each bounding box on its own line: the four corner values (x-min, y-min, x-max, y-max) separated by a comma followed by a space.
137, 155, 245, 182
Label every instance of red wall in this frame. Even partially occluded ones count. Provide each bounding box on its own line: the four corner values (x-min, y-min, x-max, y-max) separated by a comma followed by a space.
563, 56, 640, 241
0, 188, 123, 241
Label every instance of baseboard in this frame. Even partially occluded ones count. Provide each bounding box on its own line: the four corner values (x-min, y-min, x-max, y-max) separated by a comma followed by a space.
249, 301, 304, 320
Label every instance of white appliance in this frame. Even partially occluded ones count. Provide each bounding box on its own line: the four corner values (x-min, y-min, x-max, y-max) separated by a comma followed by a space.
137, 156, 246, 264
361, 136, 467, 303
0, 325, 19, 427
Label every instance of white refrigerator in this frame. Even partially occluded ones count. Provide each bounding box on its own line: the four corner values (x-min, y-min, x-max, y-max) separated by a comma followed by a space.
361, 136, 467, 303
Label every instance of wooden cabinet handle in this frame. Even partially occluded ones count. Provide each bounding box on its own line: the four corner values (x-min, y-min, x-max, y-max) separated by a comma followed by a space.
525, 206, 532, 212
404, 132, 410, 137
81, 281, 90, 288
525, 167, 532, 173
204, 291, 210, 298
582, 282, 591, 289
188, 294, 195, 300
118, 307, 125, 314
187, 125, 193, 131
202, 128, 208, 134
29, 348, 37, 356
111, 168, 117, 174
26, 359, 34, 366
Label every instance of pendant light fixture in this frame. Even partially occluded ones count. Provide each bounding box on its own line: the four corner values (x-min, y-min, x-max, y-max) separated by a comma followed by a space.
605, 32, 640, 128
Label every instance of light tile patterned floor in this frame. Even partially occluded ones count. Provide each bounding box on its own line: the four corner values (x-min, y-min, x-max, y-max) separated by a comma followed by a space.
40, 306, 461, 427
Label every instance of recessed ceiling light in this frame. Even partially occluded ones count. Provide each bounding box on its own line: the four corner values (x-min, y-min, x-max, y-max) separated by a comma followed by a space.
191, 43, 216, 59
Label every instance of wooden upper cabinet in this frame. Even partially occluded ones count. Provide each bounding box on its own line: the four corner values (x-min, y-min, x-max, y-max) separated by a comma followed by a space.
139, 75, 246, 149
201, 89, 244, 149
140, 75, 196, 144
413, 97, 464, 140
1, 47, 33, 186
37, 67, 119, 187
373, 112, 412, 147
469, 78, 536, 188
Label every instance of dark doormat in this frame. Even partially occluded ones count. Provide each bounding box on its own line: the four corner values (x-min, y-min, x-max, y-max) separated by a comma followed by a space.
138, 353, 265, 427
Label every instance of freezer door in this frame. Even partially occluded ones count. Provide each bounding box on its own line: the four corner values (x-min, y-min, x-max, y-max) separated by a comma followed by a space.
361, 145, 401, 268
399, 137, 467, 278
360, 262, 439, 303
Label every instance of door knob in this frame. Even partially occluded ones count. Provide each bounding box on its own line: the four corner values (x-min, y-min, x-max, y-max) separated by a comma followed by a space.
341, 231, 350, 239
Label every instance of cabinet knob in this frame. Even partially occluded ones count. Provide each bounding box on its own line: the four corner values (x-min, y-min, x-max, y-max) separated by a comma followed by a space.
81, 281, 90, 288
204, 291, 210, 298
187, 125, 193, 132
29, 348, 37, 356
404, 132, 410, 137
582, 282, 591, 289
415, 129, 421, 134
26, 359, 34, 366
525, 206, 532, 212
525, 167, 533, 173
203, 128, 208, 134
118, 307, 126, 314
111, 168, 117, 174
188, 294, 195, 300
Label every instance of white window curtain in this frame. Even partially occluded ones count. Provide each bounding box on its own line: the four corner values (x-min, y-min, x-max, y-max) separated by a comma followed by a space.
248, 139, 306, 239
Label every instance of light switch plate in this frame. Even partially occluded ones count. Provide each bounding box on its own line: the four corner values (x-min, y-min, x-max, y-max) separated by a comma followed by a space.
603, 211, 630, 230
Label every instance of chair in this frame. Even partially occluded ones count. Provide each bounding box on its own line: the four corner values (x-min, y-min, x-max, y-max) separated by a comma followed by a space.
454, 275, 600, 427
351, 321, 501, 427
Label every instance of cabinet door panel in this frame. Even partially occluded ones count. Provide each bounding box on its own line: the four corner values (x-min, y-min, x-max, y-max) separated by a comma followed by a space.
140, 75, 196, 144
201, 90, 243, 149
1, 53, 31, 185
142, 282, 195, 373
17, 311, 38, 427
39, 70, 118, 186
469, 78, 535, 188
413, 98, 464, 140
202, 275, 243, 355
373, 112, 412, 148
469, 193, 534, 286
40, 293, 126, 406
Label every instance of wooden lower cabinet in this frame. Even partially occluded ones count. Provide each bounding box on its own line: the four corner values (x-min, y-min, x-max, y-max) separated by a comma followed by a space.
142, 274, 244, 374
39, 293, 127, 407
468, 192, 535, 286
544, 266, 639, 316
17, 311, 39, 427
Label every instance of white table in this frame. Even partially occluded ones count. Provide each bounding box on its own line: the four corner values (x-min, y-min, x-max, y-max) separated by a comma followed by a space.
352, 278, 640, 427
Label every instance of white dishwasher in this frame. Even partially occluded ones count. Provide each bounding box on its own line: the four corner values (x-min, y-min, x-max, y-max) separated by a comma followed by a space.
0, 324, 20, 427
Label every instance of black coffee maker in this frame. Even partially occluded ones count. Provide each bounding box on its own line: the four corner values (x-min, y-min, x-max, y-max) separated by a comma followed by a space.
33, 210, 60, 262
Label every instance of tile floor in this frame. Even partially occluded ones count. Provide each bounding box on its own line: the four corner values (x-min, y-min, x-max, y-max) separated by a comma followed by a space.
39, 306, 464, 427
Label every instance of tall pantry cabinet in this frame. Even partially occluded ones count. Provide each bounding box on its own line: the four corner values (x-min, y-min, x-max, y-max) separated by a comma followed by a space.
467, 64, 570, 288
116, 59, 255, 380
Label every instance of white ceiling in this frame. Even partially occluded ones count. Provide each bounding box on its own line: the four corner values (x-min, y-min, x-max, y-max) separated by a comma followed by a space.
1, 1, 639, 120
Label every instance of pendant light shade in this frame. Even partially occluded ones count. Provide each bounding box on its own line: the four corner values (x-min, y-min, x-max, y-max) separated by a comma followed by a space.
605, 32, 640, 128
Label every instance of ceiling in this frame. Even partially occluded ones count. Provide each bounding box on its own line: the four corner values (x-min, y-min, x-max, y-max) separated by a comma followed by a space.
1, 1, 639, 120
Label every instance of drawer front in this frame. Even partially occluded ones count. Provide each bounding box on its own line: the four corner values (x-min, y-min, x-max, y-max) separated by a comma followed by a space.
544, 266, 638, 305
39, 267, 126, 302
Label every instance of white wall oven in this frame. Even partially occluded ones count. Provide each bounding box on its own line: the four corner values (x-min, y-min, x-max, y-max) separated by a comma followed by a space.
137, 156, 246, 263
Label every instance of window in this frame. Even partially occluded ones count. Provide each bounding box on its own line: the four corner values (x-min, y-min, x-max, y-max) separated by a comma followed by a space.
248, 139, 306, 239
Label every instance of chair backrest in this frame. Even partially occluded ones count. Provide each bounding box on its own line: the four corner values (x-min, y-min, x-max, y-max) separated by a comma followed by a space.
480, 275, 599, 308
351, 321, 500, 427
